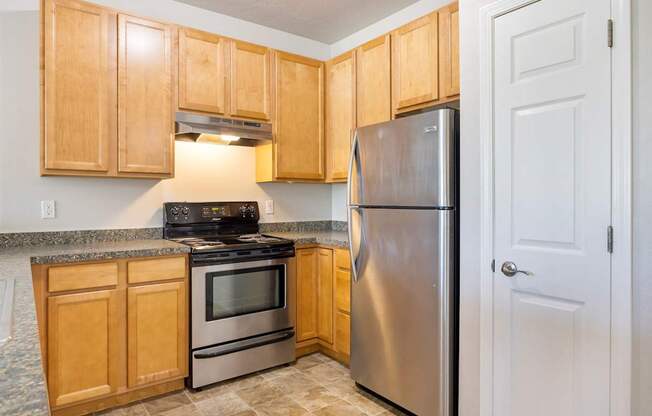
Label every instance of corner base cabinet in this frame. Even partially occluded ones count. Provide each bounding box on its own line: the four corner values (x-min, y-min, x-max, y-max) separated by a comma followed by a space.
32, 255, 189, 416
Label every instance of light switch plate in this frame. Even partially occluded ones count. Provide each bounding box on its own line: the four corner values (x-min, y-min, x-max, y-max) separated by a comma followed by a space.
264, 200, 274, 215
41, 200, 55, 219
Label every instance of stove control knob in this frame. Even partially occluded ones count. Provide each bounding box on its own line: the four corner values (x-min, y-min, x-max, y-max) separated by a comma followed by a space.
181, 206, 189, 215
170, 207, 179, 216
239, 206, 247, 216
246, 205, 256, 213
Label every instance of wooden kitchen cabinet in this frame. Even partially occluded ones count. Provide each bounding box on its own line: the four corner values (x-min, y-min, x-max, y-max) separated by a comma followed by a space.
317, 248, 334, 344
333, 249, 351, 361
438, 2, 460, 99
258, 51, 324, 182
117, 14, 175, 176
127, 281, 186, 387
230, 40, 273, 121
41, 0, 117, 176
325, 51, 355, 183
391, 11, 439, 114
41, 0, 175, 179
47, 290, 121, 407
356, 35, 392, 128
296, 248, 319, 341
32, 255, 188, 415
178, 27, 228, 115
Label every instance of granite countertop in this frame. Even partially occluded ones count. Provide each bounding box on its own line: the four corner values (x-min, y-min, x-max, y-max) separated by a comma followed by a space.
0, 239, 190, 416
266, 231, 349, 248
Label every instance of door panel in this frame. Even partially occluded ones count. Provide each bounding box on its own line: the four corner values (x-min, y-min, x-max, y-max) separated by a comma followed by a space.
127, 282, 186, 387
351, 109, 456, 208
47, 290, 120, 407
356, 35, 391, 128
178, 28, 227, 115
326, 51, 355, 182
274, 52, 324, 180
296, 248, 318, 341
118, 14, 173, 175
42, 0, 116, 173
351, 208, 453, 416
391, 12, 439, 112
492, 1, 611, 415
230, 40, 272, 121
438, 2, 460, 98
317, 248, 334, 344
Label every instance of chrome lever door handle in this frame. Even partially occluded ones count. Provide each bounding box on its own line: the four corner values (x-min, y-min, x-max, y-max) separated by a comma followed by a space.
500, 261, 533, 277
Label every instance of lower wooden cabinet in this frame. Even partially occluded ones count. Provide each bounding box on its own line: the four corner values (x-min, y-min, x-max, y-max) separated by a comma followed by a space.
127, 282, 186, 387
295, 246, 350, 365
47, 290, 121, 407
32, 255, 188, 415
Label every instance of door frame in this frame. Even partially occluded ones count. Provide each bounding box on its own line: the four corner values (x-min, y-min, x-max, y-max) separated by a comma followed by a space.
477, 1, 632, 416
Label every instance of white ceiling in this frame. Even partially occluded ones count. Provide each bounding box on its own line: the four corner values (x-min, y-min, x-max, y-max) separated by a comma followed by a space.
173, 0, 420, 44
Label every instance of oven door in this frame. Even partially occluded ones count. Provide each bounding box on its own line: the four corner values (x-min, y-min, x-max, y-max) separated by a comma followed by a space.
191, 258, 294, 349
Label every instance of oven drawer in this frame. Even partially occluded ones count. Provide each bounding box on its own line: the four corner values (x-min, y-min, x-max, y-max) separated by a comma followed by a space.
191, 330, 296, 388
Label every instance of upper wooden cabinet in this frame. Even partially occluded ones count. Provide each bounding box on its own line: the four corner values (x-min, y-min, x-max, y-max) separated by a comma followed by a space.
42, 0, 117, 176
117, 14, 174, 176
230, 40, 273, 121
178, 28, 228, 115
391, 12, 439, 113
356, 35, 391, 128
438, 2, 460, 99
41, 0, 174, 179
271, 51, 325, 181
325, 51, 355, 183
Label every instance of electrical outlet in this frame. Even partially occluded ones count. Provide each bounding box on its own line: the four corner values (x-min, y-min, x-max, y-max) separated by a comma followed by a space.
264, 200, 274, 215
41, 200, 56, 219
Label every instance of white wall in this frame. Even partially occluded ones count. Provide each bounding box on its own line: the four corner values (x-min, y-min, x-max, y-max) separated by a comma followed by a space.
0, 11, 333, 232
632, 0, 652, 414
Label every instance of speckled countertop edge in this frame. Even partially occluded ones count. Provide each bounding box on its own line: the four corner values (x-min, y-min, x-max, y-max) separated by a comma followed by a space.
0, 239, 190, 416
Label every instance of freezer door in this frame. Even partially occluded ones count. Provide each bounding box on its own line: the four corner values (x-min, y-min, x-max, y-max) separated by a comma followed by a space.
350, 208, 454, 416
349, 109, 456, 208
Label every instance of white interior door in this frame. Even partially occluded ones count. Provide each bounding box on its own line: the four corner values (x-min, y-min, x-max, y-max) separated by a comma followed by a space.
492, 0, 612, 415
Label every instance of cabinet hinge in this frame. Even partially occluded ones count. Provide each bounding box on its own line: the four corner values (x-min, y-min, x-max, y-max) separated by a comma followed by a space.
607, 225, 614, 253
491, 259, 496, 272
608, 19, 614, 47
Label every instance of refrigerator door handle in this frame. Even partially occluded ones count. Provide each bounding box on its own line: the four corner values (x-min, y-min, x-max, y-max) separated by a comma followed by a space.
347, 206, 363, 282
347, 131, 361, 207
347, 130, 363, 282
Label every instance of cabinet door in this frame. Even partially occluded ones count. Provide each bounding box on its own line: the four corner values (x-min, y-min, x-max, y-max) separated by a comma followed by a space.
42, 0, 117, 174
335, 268, 351, 314
127, 281, 186, 387
230, 40, 272, 121
391, 12, 439, 113
47, 290, 120, 407
317, 248, 334, 344
325, 51, 355, 182
438, 2, 460, 99
356, 35, 391, 128
178, 28, 227, 115
335, 311, 351, 357
296, 248, 318, 341
274, 51, 325, 180
118, 14, 174, 175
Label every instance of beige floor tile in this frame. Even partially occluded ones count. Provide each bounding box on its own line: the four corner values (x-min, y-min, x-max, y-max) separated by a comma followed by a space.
291, 354, 324, 371
344, 392, 389, 416
186, 381, 235, 403
267, 373, 320, 395
195, 391, 252, 416
230, 374, 267, 391
142, 392, 192, 415
321, 377, 358, 397
95, 402, 148, 415
232, 411, 259, 416
236, 383, 285, 407
259, 364, 302, 381
158, 403, 203, 416
289, 386, 340, 412
302, 364, 347, 384
252, 396, 309, 416
310, 399, 368, 416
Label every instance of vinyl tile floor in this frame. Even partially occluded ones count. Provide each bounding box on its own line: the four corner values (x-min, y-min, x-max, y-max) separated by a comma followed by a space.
96, 353, 409, 416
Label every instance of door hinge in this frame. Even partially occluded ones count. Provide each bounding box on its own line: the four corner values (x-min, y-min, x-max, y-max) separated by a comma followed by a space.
607, 225, 614, 253
491, 259, 496, 272
608, 19, 614, 47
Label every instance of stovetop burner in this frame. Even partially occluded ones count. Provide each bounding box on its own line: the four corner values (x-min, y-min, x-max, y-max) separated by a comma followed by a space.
171, 233, 291, 252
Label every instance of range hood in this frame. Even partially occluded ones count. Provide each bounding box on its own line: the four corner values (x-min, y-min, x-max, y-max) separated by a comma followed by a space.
174, 112, 272, 147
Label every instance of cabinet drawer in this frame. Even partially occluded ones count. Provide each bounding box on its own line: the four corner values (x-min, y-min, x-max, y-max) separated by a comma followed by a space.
335, 269, 351, 313
335, 311, 350, 357
335, 249, 351, 270
127, 256, 186, 284
48, 262, 118, 293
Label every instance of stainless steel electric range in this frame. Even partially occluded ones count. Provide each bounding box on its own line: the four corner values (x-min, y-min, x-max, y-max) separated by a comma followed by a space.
163, 201, 296, 389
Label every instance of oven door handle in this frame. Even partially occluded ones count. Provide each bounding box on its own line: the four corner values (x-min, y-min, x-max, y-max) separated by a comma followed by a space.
193, 330, 295, 359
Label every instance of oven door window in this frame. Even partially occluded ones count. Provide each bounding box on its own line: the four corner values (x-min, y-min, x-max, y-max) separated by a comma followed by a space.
205, 265, 286, 321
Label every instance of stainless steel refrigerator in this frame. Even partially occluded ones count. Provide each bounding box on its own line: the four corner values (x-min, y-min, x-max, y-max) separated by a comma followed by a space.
347, 108, 458, 416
